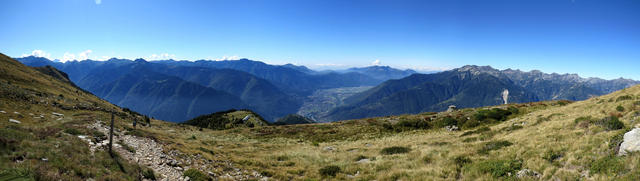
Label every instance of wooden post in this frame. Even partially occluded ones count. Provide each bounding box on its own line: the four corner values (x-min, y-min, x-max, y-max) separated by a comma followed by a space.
109, 112, 114, 155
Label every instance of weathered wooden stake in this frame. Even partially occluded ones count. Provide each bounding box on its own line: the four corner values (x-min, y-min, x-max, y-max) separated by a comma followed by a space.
109, 112, 114, 155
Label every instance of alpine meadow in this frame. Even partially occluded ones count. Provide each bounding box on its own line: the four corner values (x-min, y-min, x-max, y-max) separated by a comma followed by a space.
1, 0, 639, 180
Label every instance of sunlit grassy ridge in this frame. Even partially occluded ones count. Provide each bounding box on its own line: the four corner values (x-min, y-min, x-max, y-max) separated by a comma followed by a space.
153, 84, 640, 180
0, 53, 159, 180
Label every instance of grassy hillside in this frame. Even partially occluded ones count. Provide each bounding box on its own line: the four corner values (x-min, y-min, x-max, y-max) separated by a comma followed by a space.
161, 85, 640, 180
0, 53, 156, 180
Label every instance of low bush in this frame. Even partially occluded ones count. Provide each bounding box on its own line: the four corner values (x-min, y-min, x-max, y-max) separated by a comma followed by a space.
468, 159, 522, 178
432, 117, 458, 128
478, 141, 513, 154
64, 128, 82, 135
453, 156, 472, 167
590, 155, 625, 175
617, 105, 625, 112
460, 127, 491, 137
319, 165, 341, 177
542, 150, 563, 163
595, 116, 625, 131
142, 168, 156, 180
474, 108, 516, 123
574, 116, 593, 124
389, 119, 431, 132
616, 95, 634, 102
500, 125, 523, 132
183, 169, 210, 181
380, 146, 411, 155
422, 155, 433, 164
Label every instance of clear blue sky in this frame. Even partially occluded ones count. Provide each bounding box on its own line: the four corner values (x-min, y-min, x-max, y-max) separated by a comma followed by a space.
1, 0, 638, 79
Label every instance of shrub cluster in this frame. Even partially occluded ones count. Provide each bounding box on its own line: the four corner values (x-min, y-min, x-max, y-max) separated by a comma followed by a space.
319, 165, 341, 177
590, 155, 625, 175
380, 146, 411, 155
478, 140, 513, 154
469, 159, 523, 178
616, 95, 634, 102
384, 119, 431, 132
474, 107, 518, 123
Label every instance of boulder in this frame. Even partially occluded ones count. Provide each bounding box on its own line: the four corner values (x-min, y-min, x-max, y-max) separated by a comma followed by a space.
9, 119, 21, 124
445, 125, 459, 131
323, 146, 336, 151
516, 169, 540, 178
619, 128, 640, 155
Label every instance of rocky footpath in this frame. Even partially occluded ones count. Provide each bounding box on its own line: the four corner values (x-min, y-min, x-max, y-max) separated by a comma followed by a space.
82, 121, 266, 181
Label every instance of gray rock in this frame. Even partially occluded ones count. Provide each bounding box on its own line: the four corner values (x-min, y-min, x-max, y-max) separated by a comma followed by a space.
323, 146, 336, 151
445, 125, 459, 131
516, 169, 540, 178
619, 128, 640, 155
9, 119, 21, 124
356, 158, 370, 163
0, 110, 5, 113
52, 112, 64, 116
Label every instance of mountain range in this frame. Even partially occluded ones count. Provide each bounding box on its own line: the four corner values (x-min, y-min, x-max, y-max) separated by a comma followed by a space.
16, 56, 411, 122
323, 65, 639, 121
16, 56, 638, 123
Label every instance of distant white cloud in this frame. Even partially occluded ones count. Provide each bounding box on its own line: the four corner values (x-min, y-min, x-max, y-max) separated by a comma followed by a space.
21, 50, 51, 59
60, 49, 93, 62
371, 59, 381, 66
95, 0, 102, 5
147, 53, 176, 60
78, 50, 93, 60
314, 63, 345, 67
213, 55, 240, 61
402, 65, 451, 72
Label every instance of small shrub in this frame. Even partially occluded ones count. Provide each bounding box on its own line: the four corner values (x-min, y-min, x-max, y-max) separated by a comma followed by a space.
474, 108, 514, 122
380, 146, 411, 155
142, 168, 156, 180
574, 116, 593, 124
319, 165, 341, 177
500, 125, 523, 132
469, 159, 522, 178
617, 105, 625, 112
433, 117, 458, 128
616, 95, 634, 102
276, 155, 289, 161
183, 169, 210, 181
478, 141, 513, 154
422, 155, 433, 164
312, 141, 320, 147
595, 116, 625, 131
542, 150, 563, 163
391, 119, 431, 132
461, 119, 480, 129
188, 135, 197, 140
462, 137, 478, 143
557, 100, 571, 106
590, 155, 625, 175
634, 101, 640, 106
453, 156, 472, 167
64, 128, 82, 135
460, 127, 491, 137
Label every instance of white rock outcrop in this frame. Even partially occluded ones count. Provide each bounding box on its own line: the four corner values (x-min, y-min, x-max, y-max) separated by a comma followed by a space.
618, 128, 640, 155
